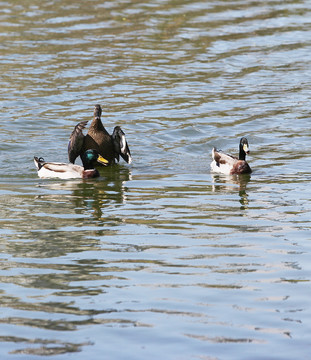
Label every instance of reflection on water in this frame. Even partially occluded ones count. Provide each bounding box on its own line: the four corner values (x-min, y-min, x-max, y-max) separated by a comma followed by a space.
37, 165, 132, 221
211, 173, 251, 209
1, 0, 311, 359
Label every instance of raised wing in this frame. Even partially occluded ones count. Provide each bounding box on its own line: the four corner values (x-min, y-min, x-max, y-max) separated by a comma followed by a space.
68, 120, 88, 163
111, 126, 132, 164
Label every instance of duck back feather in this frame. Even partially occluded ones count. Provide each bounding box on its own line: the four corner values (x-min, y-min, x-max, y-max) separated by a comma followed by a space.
210, 138, 252, 175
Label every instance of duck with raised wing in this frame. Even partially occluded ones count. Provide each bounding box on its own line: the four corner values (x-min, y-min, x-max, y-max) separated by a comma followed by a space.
68, 104, 132, 166
211, 137, 252, 175
34, 149, 108, 179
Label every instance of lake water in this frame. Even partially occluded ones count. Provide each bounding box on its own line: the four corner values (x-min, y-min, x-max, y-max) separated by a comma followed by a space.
1, 0, 311, 359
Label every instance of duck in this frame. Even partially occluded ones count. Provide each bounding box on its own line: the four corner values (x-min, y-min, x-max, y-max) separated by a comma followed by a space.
210, 137, 252, 175
68, 104, 132, 166
34, 149, 108, 179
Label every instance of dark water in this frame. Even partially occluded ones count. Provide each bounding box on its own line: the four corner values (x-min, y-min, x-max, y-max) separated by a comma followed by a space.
1, 1, 311, 359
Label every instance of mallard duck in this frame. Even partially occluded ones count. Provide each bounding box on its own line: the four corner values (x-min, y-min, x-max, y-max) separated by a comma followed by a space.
34, 149, 108, 179
210, 137, 252, 175
68, 104, 132, 165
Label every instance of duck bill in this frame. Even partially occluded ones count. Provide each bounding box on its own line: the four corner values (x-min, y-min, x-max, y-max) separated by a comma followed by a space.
243, 143, 250, 154
97, 155, 109, 166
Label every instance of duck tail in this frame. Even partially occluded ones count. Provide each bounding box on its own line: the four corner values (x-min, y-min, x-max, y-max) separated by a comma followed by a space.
94, 104, 102, 120
212, 147, 217, 160
34, 156, 45, 170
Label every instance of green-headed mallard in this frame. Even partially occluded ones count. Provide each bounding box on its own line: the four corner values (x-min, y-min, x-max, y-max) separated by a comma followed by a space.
68, 104, 132, 165
34, 149, 108, 179
211, 137, 252, 175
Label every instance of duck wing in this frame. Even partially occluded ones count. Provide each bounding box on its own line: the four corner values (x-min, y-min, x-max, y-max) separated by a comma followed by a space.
111, 126, 132, 164
213, 148, 238, 165
211, 148, 238, 174
68, 121, 88, 163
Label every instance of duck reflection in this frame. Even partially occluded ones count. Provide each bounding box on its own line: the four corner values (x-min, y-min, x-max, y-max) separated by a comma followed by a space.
37, 165, 132, 220
211, 173, 251, 209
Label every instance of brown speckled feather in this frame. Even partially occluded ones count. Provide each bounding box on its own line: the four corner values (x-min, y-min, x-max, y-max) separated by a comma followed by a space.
82, 125, 114, 163
68, 105, 132, 165
230, 160, 252, 175
80, 104, 115, 163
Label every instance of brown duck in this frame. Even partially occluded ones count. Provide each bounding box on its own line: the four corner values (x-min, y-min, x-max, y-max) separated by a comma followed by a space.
210, 137, 252, 175
68, 104, 132, 165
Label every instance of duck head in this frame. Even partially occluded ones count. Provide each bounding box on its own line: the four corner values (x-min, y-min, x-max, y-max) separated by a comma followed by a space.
82, 149, 109, 169
239, 137, 250, 160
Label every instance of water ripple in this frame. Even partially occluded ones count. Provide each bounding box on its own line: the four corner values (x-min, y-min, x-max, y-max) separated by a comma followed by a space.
1, 0, 311, 359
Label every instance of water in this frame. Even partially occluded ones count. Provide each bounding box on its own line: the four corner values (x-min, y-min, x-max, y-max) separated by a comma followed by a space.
1, 0, 311, 359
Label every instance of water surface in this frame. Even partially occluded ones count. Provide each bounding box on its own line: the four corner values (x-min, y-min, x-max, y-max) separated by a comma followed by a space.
1, 0, 311, 359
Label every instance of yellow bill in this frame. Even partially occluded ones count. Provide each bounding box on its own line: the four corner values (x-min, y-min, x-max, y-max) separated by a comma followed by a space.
243, 143, 250, 154
97, 154, 109, 166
